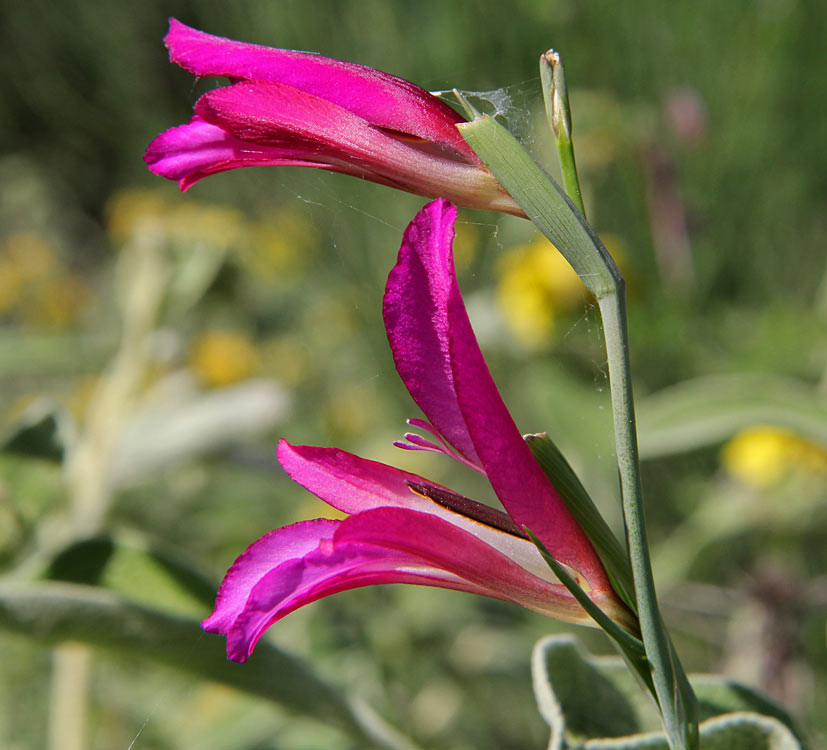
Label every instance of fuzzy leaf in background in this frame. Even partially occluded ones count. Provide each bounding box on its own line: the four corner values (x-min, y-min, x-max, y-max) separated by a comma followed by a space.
531, 635, 805, 750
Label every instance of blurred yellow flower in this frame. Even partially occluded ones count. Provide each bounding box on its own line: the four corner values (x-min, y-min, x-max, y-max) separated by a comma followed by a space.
496, 234, 585, 349
105, 188, 167, 243
240, 208, 317, 281
167, 202, 244, 249
259, 336, 312, 387
20, 275, 90, 329
106, 188, 244, 249
0, 261, 21, 314
0, 232, 89, 327
189, 330, 259, 388
721, 425, 827, 488
4, 231, 58, 280
0, 231, 59, 314
451, 218, 479, 274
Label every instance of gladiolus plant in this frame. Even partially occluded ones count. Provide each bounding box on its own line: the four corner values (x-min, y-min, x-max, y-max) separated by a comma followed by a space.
138, 18, 812, 750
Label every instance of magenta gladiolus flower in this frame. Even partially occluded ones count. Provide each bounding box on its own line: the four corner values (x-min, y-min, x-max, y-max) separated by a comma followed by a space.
145, 19, 522, 216
203, 200, 633, 661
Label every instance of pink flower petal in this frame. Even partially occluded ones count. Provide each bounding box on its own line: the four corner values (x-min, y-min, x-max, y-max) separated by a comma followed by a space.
208, 507, 588, 661
277, 440, 435, 516
192, 81, 513, 211
277, 440, 583, 592
334, 507, 584, 619
164, 18, 477, 161
147, 22, 524, 215
144, 115, 364, 190
383, 199, 482, 468
382, 200, 613, 596
202, 518, 339, 635
444, 264, 612, 592
223, 541, 477, 661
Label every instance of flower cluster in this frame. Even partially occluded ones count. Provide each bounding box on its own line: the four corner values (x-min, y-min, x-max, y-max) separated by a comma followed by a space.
146, 20, 631, 664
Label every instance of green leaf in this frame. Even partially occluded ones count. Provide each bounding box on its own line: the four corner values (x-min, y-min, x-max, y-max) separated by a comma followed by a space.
0, 328, 108, 377
691, 676, 804, 739
46, 531, 218, 615
637, 374, 827, 459
525, 530, 653, 703
0, 581, 420, 750
109, 376, 289, 487
1, 398, 74, 462
532, 635, 655, 746
532, 635, 804, 750
457, 114, 619, 299
526, 433, 636, 614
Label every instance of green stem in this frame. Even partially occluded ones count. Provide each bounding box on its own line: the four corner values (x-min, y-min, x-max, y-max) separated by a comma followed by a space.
541, 58, 698, 744
458, 111, 699, 750
599, 289, 699, 750
48, 644, 90, 750
556, 135, 584, 216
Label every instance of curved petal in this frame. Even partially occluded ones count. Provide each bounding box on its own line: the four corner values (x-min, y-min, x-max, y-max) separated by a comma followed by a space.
277, 440, 432, 515
383, 199, 482, 467
202, 518, 339, 635
192, 82, 518, 214
445, 266, 612, 592
144, 115, 371, 190
334, 507, 585, 620
164, 18, 477, 161
208, 507, 588, 661
277, 440, 572, 587
223, 544, 480, 662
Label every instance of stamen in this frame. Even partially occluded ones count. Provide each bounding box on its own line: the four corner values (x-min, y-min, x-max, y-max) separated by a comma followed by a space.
407, 481, 527, 539
397, 418, 486, 475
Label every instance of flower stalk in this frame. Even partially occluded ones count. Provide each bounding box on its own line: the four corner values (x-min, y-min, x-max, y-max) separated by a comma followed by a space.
538, 60, 698, 744
458, 85, 699, 748
146, 21, 698, 746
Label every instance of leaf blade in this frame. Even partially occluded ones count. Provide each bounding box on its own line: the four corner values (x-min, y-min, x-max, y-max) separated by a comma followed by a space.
0, 581, 419, 750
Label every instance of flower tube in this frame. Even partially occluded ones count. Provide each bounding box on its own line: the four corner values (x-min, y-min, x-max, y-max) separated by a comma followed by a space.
146, 19, 522, 216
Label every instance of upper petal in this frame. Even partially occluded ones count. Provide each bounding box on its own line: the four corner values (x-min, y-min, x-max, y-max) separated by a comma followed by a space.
277, 439, 436, 516
383, 199, 482, 467
445, 261, 612, 591
164, 18, 477, 162
188, 81, 518, 213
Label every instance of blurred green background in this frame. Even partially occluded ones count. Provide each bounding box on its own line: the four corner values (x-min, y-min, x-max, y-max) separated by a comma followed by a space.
1, 1, 825, 748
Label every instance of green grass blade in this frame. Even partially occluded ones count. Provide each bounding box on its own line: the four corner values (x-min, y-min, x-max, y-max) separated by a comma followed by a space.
526, 433, 636, 613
